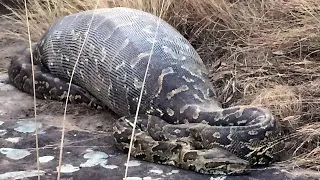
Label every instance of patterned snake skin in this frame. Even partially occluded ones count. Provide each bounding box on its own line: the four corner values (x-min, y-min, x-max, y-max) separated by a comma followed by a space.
7, 7, 285, 175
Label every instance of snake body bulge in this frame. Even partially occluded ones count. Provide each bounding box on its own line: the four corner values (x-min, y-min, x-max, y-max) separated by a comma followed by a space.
8, 7, 284, 175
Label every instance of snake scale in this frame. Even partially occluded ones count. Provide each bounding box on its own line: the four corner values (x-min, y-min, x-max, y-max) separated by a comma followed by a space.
7, 7, 285, 175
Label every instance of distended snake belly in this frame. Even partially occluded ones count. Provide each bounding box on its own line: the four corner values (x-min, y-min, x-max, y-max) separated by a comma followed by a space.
7, 7, 285, 175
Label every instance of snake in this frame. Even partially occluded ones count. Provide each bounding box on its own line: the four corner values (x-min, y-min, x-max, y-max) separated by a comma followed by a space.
7, 7, 285, 175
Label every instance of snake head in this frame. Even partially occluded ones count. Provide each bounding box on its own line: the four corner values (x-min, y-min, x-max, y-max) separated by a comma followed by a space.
180, 148, 250, 175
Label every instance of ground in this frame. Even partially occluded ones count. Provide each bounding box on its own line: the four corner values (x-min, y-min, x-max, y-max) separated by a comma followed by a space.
0, 8, 320, 180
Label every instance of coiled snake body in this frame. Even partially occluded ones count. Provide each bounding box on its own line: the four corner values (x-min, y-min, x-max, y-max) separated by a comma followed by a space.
8, 7, 284, 175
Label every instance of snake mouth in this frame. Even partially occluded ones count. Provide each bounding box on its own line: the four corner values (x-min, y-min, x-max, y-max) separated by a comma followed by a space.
180, 147, 250, 175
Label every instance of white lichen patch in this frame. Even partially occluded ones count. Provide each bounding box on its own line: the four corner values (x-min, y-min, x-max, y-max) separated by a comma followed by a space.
141, 177, 154, 180
102, 164, 118, 169
0, 129, 7, 136
124, 160, 141, 167
125, 177, 158, 180
125, 177, 142, 180
0, 148, 30, 160
14, 121, 43, 133
0, 170, 45, 179
149, 169, 163, 175
39, 156, 55, 163
0, 83, 15, 91
166, 170, 179, 175
210, 176, 227, 180
83, 151, 108, 160
56, 164, 80, 173
80, 151, 109, 168
5, 137, 20, 143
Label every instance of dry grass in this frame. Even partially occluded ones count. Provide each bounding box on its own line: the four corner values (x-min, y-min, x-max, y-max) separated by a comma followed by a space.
2, 0, 320, 171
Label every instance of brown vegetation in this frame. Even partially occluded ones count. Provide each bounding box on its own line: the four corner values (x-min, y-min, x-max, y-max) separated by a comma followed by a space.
2, 0, 320, 170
